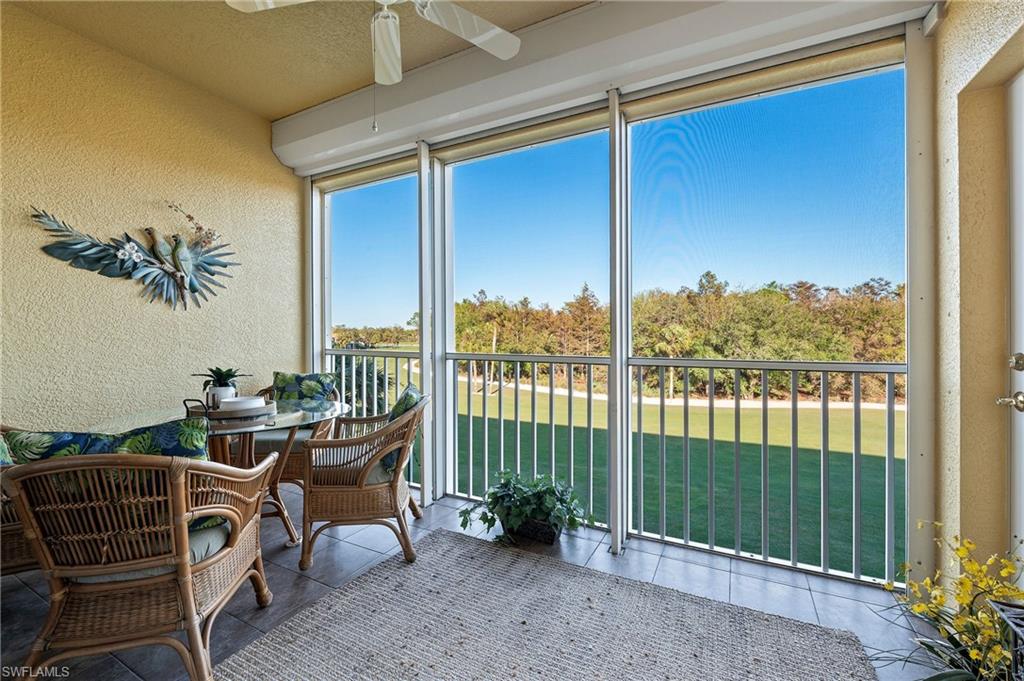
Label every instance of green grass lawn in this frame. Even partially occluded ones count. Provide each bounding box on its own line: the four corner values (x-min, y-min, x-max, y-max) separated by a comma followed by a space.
450, 386, 905, 580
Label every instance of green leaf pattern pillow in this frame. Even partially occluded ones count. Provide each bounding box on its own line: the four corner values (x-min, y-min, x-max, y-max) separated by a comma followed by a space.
0, 435, 12, 466
272, 371, 337, 400
382, 385, 423, 472
3, 418, 210, 465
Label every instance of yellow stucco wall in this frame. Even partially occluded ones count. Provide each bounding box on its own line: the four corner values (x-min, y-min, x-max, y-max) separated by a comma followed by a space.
0, 5, 305, 429
934, 0, 1024, 559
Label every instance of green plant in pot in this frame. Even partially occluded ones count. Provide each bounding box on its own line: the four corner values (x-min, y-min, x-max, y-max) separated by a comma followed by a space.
192, 367, 250, 403
458, 471, 589, 544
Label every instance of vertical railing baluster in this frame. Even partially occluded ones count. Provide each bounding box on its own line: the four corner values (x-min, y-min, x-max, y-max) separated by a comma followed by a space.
761, 369, 769, 561
568, 363, 575, 488
407, 356, 413, 387
790, 369, 799, 566
394, 357, 400, 401
383, 355, 390, 411
483, 361, 489, 490
468, 360, 474, 498
514, 362, 521, 475
453, 360, 459, 495
549, 361, 556, 478
885, 373, 896, 584
659, 365, 667, 540
361, 357, 368, 417
852, 372, 862, 579
683, 368, 690, 544
587, 364, 594, 518
820, 371, 830, 572
734, 368, 741, 554
371, 357, 379, 416
531, 362, 538, 479
339, 356, 347, 413
637, 365, 645, 534
498, 360, 505, 473
708, 367, 715, 548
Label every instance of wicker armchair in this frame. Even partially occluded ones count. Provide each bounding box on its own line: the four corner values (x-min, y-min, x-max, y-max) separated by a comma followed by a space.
1, 452, 278, 681
1, 425, 37, 574
300, 396, 429, 570
1, 466, 36, 574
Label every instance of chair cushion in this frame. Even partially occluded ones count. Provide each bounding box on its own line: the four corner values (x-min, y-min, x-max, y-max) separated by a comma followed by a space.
382, 385, 422, 471
2, 418, 210, 465
72, 522, 231, 584
272, 371, 336, 400
252, 428, 313, 455
0, 436, 11, 466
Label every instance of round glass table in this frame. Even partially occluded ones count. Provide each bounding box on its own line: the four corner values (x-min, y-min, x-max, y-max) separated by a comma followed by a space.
90, 398, 351, 546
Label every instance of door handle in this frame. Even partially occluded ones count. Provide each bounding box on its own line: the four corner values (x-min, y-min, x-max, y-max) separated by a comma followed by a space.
1011, 353, 1024, 372
997, 392, 1024, 412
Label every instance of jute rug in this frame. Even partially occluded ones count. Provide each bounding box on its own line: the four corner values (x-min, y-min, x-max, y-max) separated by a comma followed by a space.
218, 529, 877, 680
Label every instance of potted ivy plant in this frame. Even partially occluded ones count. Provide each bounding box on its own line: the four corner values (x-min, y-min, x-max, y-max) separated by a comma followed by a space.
191, 367, 250, 403
458, 471, 589, 544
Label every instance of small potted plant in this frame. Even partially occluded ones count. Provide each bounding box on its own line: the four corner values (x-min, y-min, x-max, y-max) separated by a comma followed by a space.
459, 471, 589, 544
192, 367, 250, 404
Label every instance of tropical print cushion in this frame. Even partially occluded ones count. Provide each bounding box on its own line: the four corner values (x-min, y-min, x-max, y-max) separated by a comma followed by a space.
0, 435, 12, 466
272, 371, 337, 401
3, 417, 210, 465
388, 385, 422, 422
382, 385, 423, 471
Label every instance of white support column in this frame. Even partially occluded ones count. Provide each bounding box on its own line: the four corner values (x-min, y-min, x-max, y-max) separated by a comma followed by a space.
608, 89, 630, 554
417, 140, 435, 506
308, 177, 328, 373
905, 19, 936, 577
441, 161, 457, 497
431, 156, 453, 500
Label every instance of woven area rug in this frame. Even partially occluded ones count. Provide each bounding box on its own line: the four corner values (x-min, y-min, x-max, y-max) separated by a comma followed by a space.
218, 529, 876, 680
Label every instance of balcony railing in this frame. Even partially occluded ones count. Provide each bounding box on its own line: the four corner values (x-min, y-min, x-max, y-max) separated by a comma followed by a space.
329, 347, 907, 583
327, 347, 421, 485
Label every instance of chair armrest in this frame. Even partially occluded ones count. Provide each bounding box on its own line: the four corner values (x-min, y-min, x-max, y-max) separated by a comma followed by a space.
186, 454, 278, 539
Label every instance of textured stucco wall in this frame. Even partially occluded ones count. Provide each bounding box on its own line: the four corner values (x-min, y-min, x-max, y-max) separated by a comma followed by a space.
0, 6, 305, 429
934, 0, 1024, 558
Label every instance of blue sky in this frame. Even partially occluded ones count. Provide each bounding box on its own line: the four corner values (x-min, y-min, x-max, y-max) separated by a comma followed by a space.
330, 67, 905, 328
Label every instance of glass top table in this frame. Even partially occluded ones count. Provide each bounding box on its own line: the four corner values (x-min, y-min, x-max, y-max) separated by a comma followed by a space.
90, 398, 351, 548
89, 399, 349, 437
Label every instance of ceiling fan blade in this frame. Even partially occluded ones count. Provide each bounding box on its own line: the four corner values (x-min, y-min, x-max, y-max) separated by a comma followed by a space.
225, 0, 315, 13
372, 9, 403, 86
413, 0, 520, 61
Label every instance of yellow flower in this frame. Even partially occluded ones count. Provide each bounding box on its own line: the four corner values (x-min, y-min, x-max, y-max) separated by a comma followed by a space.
911, 602, 928, 615
883, 582, 895, 592
962, 538, 976, 551
969, 648, 982, 661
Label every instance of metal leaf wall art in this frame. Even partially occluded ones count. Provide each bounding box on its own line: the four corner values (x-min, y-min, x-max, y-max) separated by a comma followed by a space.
32, 204, 239, 311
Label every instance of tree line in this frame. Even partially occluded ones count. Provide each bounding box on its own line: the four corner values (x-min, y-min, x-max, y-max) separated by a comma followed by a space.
331, 271, 905, 400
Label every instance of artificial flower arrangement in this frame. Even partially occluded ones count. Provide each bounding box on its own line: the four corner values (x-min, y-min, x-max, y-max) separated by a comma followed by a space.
878, 524, 1024, 681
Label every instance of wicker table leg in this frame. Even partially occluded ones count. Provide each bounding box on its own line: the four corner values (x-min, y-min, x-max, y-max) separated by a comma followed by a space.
209, 435, 233, 465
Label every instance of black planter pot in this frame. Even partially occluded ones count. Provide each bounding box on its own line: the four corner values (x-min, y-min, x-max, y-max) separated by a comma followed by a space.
506, 518, 562, 545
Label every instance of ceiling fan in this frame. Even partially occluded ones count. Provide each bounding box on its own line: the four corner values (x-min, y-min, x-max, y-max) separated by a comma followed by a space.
225, 0, 522, 86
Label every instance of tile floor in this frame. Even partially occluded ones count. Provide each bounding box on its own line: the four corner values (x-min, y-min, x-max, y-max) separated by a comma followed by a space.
1, 489, 932, 680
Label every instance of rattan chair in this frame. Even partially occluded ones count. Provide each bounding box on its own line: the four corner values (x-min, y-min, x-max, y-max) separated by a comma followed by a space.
1, 452, 278, 681
1, 426, 37, 574
299, 396, 429, 570
248, 385, 339, 545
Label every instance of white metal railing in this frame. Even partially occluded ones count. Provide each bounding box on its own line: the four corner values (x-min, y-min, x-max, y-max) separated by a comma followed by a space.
327, 348, 421, 484
447, 353, 611, 525
330, 347, 907, 582
629, 357, 907, 583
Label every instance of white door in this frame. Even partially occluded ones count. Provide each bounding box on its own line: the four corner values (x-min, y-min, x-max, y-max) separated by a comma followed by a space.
1008, 68, 1024, 548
